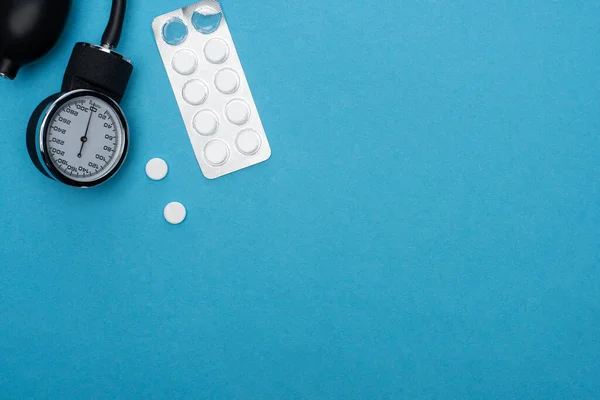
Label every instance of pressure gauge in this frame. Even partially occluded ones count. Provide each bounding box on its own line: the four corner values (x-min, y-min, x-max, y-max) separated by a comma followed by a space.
26, 40, 133, 188
28, 90, 128, 187
24, 0, 134, 188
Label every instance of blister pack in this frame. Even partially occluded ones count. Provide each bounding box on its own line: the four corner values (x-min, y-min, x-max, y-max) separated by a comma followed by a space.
152, 0, 271, 179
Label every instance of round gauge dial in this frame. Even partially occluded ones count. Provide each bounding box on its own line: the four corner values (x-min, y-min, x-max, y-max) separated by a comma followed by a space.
41, 92, 128, 186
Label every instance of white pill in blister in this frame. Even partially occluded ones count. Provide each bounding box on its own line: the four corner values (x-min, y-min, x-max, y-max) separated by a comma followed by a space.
182, 80, 209, 105
235, 129, 261, 155
193, 110, 219, 136
204, 38, 229, 64
225, 99, 251, 125
146, 158, 169, 180
164, 202, 187, 225
204, 140, 229, 166
172, 49, 198, 75
215, 68, 239, 94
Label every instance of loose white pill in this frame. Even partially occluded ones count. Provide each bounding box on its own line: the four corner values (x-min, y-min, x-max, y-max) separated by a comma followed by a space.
193, 110, 219, 136
164, 202, 187, 225
203, 140, 229, 166
225, 99, 251, 125
204, 38, 229, 64
172, 49, 198, 75
145, 158, 169, 180
235, 129, 261, 155
214, 68, 239, 94
182, 80, 208, 105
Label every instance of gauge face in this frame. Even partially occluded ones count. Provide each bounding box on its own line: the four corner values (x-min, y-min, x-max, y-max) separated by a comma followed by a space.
43, 93, 127, 185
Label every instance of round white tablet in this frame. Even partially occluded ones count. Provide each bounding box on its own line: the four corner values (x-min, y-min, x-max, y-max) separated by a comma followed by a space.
193, 110, 219, 136
214, 68, 239, 94
203, 38, 229, 64
203, 140, 229, 166
164, 202, 187, 225
171, 50, 198, 75
182, 80, 208, 105
145, 158, 169, 180
235, 129, 261, 155
225, 99, 251, 125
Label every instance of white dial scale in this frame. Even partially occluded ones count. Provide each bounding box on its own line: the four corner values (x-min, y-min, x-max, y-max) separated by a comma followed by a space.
45, 95, 125, 183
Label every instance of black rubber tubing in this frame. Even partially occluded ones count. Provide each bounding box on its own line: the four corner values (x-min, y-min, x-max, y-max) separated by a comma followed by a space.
101, 0, 126, 49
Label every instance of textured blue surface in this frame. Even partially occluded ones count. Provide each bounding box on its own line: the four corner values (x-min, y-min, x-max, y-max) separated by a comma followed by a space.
1, 1, 600, 398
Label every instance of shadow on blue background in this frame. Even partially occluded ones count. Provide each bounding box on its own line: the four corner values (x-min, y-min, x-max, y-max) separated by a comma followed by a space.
1, 1, 599, 398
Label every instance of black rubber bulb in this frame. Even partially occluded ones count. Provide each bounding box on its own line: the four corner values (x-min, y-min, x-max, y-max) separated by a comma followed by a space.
0, 0, 71, 79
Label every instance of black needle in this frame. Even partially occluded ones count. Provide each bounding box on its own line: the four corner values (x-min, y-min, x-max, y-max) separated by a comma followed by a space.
77, 107, 95, 158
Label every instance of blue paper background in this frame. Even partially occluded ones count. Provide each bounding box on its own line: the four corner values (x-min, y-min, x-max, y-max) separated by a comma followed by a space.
1, 1, 599, 398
